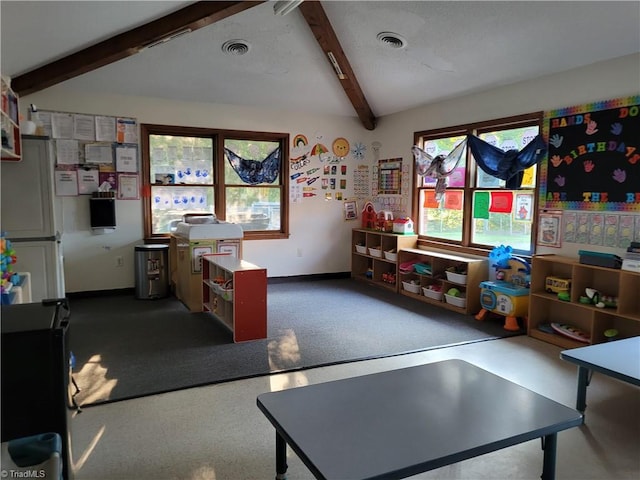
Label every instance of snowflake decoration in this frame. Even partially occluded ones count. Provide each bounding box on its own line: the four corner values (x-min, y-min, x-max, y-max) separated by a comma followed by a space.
351, 142, 366, 160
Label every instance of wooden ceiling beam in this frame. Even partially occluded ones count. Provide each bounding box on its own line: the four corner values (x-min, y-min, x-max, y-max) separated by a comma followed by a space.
299, 1, 377, 130
11, 1, 264, 97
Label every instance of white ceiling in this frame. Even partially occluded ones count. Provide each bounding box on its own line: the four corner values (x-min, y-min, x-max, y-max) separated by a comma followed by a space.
2, 1, 639, 121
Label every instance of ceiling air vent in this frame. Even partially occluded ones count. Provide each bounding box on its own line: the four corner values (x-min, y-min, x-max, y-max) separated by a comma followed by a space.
222, 40, 251, 56
376, 32, 407, 50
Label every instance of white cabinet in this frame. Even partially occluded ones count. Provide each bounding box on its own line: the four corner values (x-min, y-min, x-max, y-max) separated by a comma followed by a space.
1, 137, 57, 238
1, 137, 65, 302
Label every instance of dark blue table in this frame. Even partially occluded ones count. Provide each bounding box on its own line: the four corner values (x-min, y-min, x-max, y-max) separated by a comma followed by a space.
257, 359, 582, 480
560, 336, 640, 414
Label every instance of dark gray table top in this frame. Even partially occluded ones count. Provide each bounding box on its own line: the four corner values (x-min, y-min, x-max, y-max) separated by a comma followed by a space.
257, 359, 582, 480
1, 302, 62, 333
560, 336, 640, 385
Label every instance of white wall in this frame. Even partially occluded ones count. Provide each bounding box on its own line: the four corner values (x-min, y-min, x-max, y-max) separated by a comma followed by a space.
374, 53, 640, 258
21, 91, 374, 292
22, 53, 640, 292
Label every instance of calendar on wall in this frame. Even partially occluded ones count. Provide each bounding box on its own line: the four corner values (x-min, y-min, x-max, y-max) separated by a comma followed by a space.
377, 157, 402, 195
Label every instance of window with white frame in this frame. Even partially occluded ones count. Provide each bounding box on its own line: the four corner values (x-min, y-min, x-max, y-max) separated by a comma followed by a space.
413, 112, 543, 255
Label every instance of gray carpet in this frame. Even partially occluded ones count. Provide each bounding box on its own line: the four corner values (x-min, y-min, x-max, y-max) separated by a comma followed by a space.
70, 277, 522, 406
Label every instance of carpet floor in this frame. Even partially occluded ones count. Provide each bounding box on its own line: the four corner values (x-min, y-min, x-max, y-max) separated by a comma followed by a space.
70, 277, 522, 406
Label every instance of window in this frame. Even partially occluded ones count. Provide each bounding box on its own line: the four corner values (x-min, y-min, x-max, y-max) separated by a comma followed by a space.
414, 113, 543, 255
224, 138, 282, 231
141, 124, 289, 240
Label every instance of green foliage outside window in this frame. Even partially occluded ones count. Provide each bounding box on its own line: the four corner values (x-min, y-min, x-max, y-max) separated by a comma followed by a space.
415, 114, 541, 254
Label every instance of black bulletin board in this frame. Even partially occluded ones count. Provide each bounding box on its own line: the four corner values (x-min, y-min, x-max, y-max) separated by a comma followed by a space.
541, 96, 640, 212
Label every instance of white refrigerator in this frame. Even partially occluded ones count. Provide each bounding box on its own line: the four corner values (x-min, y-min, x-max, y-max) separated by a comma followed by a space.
1, 136, 65, 302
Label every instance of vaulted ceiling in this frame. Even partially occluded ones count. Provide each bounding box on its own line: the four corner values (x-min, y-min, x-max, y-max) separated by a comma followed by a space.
2, 1, 639, 130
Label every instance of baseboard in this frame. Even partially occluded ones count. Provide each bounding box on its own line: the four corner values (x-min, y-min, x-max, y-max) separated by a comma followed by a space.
66, 288, 135, 299
66, 273, 351, 297
267, 272, 350, 284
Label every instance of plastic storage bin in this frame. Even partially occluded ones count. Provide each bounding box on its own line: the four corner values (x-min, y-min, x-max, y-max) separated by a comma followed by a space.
445, 271, 467, 285
423, 287, 443, 301
134, 244, 169, 299
1, 432, 62, 480
402, 281, 421, 294
444, 293, 467, 308
384, 251, 398, 261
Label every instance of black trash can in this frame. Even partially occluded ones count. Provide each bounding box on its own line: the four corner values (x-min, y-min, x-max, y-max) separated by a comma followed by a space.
134, 245, 169, 299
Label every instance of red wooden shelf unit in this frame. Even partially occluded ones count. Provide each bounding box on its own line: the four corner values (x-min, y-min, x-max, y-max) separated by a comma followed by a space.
202, 254, 267, 342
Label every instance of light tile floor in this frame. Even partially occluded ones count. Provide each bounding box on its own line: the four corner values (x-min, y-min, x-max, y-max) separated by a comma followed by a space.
71, 336, 640, 479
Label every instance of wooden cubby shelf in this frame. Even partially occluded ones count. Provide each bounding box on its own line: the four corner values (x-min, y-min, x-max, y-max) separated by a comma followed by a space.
350, 228, 489, 316
351, 228, 417, 292
397, 248, 488, 315
528, 254, 640, 349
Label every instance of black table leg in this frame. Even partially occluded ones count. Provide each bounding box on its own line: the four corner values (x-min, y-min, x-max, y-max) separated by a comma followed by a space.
576, 366, 590, 413
541, 433, 557, 480
276, 431, 288, 480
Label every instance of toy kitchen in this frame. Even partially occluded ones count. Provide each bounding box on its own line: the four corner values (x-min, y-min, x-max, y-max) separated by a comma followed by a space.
170, 214, 243, 312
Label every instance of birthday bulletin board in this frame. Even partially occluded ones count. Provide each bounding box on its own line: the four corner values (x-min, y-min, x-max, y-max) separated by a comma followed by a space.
540, 95, 640, 212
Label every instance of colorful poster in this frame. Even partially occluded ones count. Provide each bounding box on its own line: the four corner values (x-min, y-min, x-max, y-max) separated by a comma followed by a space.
538, 212, 562, 248
423, 191, 440, 209
489, 191, 513, 213
353, 165, 369, 199
378, 158, 402, 195
542, 95, 640, 211
589, 213, 605, 246
344, 200, 357, 220
513, 193, 533, 222
563, 212, 577, 243
473, 192, 490, 219
444, 190, 463, 210
576, 213, 589, 244
618, 215, 635, 248
99, 172, 117, 192
116, 117, 138, 144
604, 214, 619, 247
